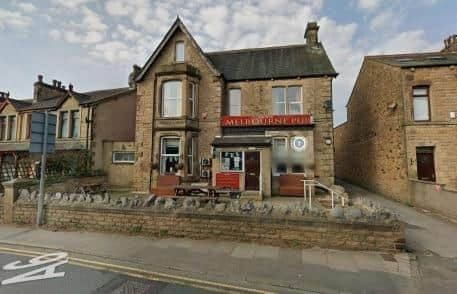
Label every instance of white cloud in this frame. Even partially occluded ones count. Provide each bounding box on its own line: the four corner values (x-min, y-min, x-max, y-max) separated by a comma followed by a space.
370, 10, 398, 30
357, 0, 381, 11
49, 28, 61, 39
64, 30, 104, 44
369, 30, 440, 54
0, 8, 32, 30
15, 2, 37, 13
117, 24, 141, 40
51, 0, 93, 9
90, 41, 135, 63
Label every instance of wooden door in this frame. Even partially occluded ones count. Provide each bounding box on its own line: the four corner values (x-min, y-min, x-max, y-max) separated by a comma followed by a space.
245, 152, 260, 190
416, 147, 435, 182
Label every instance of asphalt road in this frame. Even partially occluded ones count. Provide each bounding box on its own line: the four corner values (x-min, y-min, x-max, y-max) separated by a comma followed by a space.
0, 252, 217, 294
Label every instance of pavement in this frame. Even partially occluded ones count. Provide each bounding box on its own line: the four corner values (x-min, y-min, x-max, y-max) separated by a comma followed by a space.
0, 182, 456, 293
0, 251, 216, 294
342, 181, 457, 294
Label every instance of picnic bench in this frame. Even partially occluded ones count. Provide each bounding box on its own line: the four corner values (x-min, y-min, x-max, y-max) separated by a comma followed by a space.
174, 184, 240, 199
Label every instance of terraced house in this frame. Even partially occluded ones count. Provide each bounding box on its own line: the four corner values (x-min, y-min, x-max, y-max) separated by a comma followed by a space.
0, 76, 136, 187
133, 18, 337, 198
334, 34, 457, 219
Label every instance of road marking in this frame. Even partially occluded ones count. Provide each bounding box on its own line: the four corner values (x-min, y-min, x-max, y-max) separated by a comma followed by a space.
1, 252, 68, 285
0, 246, 273, 294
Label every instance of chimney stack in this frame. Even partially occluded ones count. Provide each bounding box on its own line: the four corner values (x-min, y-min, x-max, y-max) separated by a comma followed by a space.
305, 21, 319, 46
68, 83, 74, 92
52, 79, 57, 87
37, 74, 43, 83
57, 81, 62, 88
442, 34, 457, 53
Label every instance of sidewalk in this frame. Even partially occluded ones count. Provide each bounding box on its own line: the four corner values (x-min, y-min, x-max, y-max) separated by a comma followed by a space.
0, 224, 416, 293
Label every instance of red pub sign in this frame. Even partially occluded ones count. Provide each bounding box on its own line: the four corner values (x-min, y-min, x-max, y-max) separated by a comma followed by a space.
221, 114, 313, 127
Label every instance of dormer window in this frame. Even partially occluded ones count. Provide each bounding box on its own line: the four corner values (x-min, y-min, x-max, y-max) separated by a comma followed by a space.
175, 41, 184, 62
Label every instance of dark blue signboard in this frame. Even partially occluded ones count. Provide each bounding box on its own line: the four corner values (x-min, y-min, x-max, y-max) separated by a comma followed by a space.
29, 112, 57, 154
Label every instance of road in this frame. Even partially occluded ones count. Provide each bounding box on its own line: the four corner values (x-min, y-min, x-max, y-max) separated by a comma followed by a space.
0, 251, 216, 294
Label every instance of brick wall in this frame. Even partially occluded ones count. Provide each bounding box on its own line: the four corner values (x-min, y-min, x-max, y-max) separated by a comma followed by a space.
12, 203, 404, 252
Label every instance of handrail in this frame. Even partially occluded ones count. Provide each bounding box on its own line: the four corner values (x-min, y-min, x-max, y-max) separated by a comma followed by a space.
301, 179, 347, 209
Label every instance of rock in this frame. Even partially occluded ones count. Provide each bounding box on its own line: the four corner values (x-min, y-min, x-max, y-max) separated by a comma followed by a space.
103, 193, 111, 204
228, 200, 240, 213
120, 197, 129, 207
280, 205, 292, 215
19, 189, 30, 199
240, 201, 254, 214
85, 195, 93, 203
93, 194, 104, 203
77, 194, 85, 202
54, 192, 62, 201
30, 191, 37, 201
130, 196, 143, 207
164, 198, 176, 209
44, 193, 51, 202
214, 202, 226, 212
256, 202, 273, 215
182, 197, 194, 209
344, 207, 362, 220
69, 193, 78, 202
143, 194, 156, 207
328, 207, 344, 219
61, 193, 70, 202
154, 197, 165, 207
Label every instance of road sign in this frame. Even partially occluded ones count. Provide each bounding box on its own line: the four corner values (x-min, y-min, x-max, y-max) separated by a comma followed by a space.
29, 112, 57, 154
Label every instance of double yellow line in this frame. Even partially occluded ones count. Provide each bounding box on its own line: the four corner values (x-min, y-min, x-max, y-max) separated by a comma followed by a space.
0, 246, 274, 294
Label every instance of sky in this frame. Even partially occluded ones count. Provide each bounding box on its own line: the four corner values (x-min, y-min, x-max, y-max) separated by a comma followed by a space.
0, 0, 456, 125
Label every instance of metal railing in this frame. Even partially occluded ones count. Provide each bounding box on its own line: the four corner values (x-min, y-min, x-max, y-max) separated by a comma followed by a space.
301, 179, 348, 209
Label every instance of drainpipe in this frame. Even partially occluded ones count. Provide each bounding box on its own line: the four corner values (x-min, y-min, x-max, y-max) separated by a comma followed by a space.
148, 74, 157, 192
85, 106, 93, 174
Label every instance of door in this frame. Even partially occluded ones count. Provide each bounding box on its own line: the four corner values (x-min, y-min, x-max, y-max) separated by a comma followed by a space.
416, 147, 435, 182
245, 151, 260, 190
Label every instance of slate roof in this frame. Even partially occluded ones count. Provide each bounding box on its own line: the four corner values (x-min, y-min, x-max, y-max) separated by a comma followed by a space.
206, 44, 337, 81
82, 87, 132, 105
368, 52, 457, 68
20, 95, 65, 111
8, 98, 33, 110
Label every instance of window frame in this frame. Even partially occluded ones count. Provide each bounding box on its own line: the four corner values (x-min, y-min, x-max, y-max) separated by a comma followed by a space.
188, 82, 196, 118
58, 111, 69, 138
7, 115, 16, 141
112, 151, 135, 164
228, 88, 242, 116
70, 110, 80, 138
160, 136, 181, 175
25, 113, 32, 139
175, 41, 185, 62
272, 137, 288, 176
162, 80, 183, 118
220, 151, 245, 172
412, 86, 430, 122
0, 116, 6, 141
272, 86, 303, 115
187, 136, 194, 175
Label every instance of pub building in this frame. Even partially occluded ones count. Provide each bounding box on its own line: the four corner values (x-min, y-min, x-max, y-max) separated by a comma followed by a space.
132, 18, 337, 199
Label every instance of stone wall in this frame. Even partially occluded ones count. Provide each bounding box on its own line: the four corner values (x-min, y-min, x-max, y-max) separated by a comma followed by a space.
12, 203, 404, 252
409, 179, 457, 219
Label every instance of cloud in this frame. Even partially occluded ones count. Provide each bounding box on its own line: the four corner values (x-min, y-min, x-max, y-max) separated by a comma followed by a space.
369, 30, 440, 54
0, 8, 32, 30
15, 2, 37, 13
51, 0, 93, 9
370, 10, 398, 30
356, 0, 381, 11
90, 41, 135, 63
64, 30, 105, 44
117, 24, 141, 40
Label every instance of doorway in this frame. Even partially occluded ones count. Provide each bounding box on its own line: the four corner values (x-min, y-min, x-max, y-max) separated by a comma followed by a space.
245, 151, 260, 190
416, 147, 435, 182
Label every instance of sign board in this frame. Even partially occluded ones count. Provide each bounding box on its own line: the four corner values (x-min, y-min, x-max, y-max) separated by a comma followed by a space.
215, 173, 240, 189
221, 114, 313, 127
29, 112, 57, 154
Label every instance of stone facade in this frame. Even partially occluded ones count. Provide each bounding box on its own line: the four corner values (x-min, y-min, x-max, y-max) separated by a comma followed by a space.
335, 48, 457, 211
133, 19, 336, 195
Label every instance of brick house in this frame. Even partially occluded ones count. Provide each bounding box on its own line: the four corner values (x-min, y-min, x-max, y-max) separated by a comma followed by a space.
334, 35, 457, 217
133, 18, 337, 198
0, 76, 136, 187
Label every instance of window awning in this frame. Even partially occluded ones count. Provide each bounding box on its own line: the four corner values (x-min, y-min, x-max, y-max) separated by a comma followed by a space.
212, 136, 272, 147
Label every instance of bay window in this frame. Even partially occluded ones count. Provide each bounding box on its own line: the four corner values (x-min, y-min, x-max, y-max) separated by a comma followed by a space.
228, 89, 241, 115
160, 137, 180, 174
7, 115, 16, 141
188, 82, 196, 118
412, 86, 430, 121
162, 81, 182, 117
187, 137, 194, 175
70, 110, 79, 138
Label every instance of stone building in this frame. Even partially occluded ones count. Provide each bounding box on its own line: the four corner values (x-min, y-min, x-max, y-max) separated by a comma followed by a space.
0, 76, 136, 187
334, 35, 457, 217
133, 18, 337, 198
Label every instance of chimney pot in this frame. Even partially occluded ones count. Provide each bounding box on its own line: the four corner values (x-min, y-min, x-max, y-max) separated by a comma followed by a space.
61, 85, 65, 90
442, 34, 457, 53
57, 81, 62, 88
37, 75, 43, 83
52, 79, 57, 87
69, 83, 74, 92
6, 92, 9, 99
305, 21, 319, 46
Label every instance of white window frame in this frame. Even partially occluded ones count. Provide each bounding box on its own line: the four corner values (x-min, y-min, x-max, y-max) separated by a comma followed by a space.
187, 137, 194, 175
272, 137, 288, 176
412, 86, 430, 121
272, 86, 303, 115
220, 151, 244, 172
175, 41, 184, 62
112, 151, 135, 164
162, 80, 182, 117
188, 82, 196, 118
160, 136, 181, 175
228, 88, 241, 116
